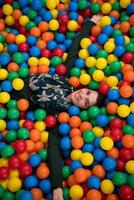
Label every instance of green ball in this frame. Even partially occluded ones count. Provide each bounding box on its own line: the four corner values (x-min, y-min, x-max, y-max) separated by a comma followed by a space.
42, 0, 46, 6
13, 52, 24, 64
18, 67, 29, 78
35, 108, 47, 120
7, 108, 19, 120
87, 67, 97, 76
90, 119, 96, 126
120, 15, 129, 22
1, 145, 15, 158
27, 9, 37, 19
112, 172, 127, 186
17, 128, 30, 140
0, 108, 7, 119
7, 100, 17, 109
62, 166, 71, 179
112, 29, 122, 37
38, 149, 47, 161
15, 189, 25, 200
104, 66, 112, 76
100, 107, 107, 115
128, 175, 134, 188
109, 61, 122, 73
2, 191, 14, 200
83, 130, 95, 143
88, 106, 100, 118
122, 125, 134, 135
0, 185, 5, 198
12, 1, 20, 9
66, 32, 76, 40
79, 110, 89, 121
126, 42, 134, 53
26, 21, 36, 31
89, 80, 99, 90
5, 130, 17, 142
0, 34, 5, 43
112, 2, 121, 11
90, 3, 101, 14
130, 27, 134, 37
5, 28, 11, 33
50, 56, 62, 66
78, 0, 88, 10
8, 71, 19, 81
109, 115, 116, 121
63, 187, 70, 200
96, 50, 108, 59
70, 68, 81, 77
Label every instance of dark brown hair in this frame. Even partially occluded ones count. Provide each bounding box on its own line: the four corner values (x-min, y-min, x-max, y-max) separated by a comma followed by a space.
96, 94, 105, 107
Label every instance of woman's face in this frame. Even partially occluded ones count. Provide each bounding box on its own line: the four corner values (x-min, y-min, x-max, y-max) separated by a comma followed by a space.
70, 88, 99, 109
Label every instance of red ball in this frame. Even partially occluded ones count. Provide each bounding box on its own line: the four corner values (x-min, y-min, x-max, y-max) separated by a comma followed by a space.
52, 48, 64, 57
59, 25, 67, 34
110, 118, 124, 128
8, 156, 22, 169
5, 0, 14, 3
0, 103, 4, 108
19, 163, 33, 178
19, 27, 28, 37
18, 42, 29, 52
110, 127, 123, 141
19, 111, 26, 120
119, 80, 130, 89
56, 64, 67, 76
122, 52, 134, 64
116, 159, 125, 171
14, 20, 20, 29
14, 140, 27, 153
65, 158, 72, 166
0, 167, 10, 180
89, 35, 97, 43
41, 48, 51, 58
119, 185, 134, 200
22, 120, 34, 130
0, 8, 3, 18
98, 82, 110, 95
58, 14, 69, 25
119, 148, 133, 162
81, 183, 89, 196
45, 115, 57, 128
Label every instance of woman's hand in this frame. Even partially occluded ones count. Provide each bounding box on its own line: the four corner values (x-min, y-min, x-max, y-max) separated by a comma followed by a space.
91, 13, 103, 24
53, 188, 64, 200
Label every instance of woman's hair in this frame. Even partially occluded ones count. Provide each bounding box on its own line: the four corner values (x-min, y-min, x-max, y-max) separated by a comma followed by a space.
96, 94, 105, 107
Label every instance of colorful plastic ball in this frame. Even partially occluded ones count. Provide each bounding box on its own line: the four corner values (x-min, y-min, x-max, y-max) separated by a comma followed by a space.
12, 52, 24, 64
67, 20, 78, 31
88, 44, 99, 55
110, 128, 123, 141
80, 152, 94, 166
70, 185, 83, 200
125, 160, 134, 174
96, 58, 107, 70
128, 175, 134, 189
119, 185, 134, 200
87, 176, 101, 189
87, 189, 102, 200
34, 109, 46, 121
46, 0, 57, 10
0, 92, 10, 104
114, 45, 126, 57
90, 3, 101, 14
100, 137, 114, 151
112, 172, 127, 186
101, 179, 114, 194
8, 177, 22, 192
95, 114, 109, 128
86, 56, 96, 68
1, 145, 15, 158
0, 53, 10, 66
83, 130, 95, 143
122, 52, 134, 64
127, 114, 134, 126
107, 89, 120, 101
60, 137, 71, 151
103, 157, 116, 171
117, 105, 130, 118
8, 155, 21, 169
39, 179, 51, 194
12, 78, 24, 90
28, 154, 41, 168
92, 70, 104, 82
24, 175, 38, 190
2, 4, 13, 15
80, 38, 91, 49
101, 3, 112, 14
59, 123, 70, 136
0, 167, 10, 180
97, 33, 108, 45
49, 19, 59, 31
20, 191, 33, 200
68, 105, 80, 116
107, 76, 118, 87
56, 64, 67, 76
71, 149, 83, 160
0, 69, 8, 80
45, 115, 57, 128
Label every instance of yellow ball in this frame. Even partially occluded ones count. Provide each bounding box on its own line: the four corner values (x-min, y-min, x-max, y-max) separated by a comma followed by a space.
120, 0, 131, 8
92, 126, 104, 137
80, 152, 94, 166
0, 180, 8, 189
130, 102, 134, 113
0, 92, 10, 104
100, 16, 111, 27
28, 57, 39, 66
49, 19, 59, 31
125, 160, 134, 174
85, 56, 96, 68
79, 74, 91, 85
70, 185, 83, 200
81, 69, 86, 74
35, 121, 46, 132
0, 69, 8, 80
8, 177, 22, 192
50, 9, 58, 19
39, 57, 50, 66
71, 149, 83, 160
78, 49, 89, 59
10, 169, 19, 178
61, 0, 69, 3
124, 35, 130, 44
100, 136, 114, 151
0, 120, 6, 131
80, 38, 91, 49
5, 16, 14, 26
19, 119, 25, 127
19, 15, 29, 26
92, 70, 104, 82
101, 179, 114, 194
15, 34, 26, 45
107, 54, 118, 64
0, 43, 4, 52
2, 4, 13, 15
12, 78, 24, 90
101, 3, 112, 14
107, 76, 119, 87
96, 58, 107, 69
62, 53, 68, 62
117, 105, 130, 118
0, 158, 8, 167
67, 20, 78, 31
46, 0, 57, 10
104, 41, 115, 53
41, 131, 49, 143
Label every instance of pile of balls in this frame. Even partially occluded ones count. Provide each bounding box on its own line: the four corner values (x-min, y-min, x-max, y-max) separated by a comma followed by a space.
0, 0, 134, 199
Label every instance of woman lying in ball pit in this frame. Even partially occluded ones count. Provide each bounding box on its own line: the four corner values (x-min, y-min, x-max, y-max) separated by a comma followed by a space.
11, 14, 104, 200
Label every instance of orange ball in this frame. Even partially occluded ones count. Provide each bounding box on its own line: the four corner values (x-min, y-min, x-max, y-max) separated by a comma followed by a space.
70, 128, 82, 138
74, 168, 89, 183
106, 102, 118, 115
69, 116, 81, 128
120, 21, 130, 33
107, 147, 119, 159
37, 64, 49, 74
92, 165, 105, 179
121, 64, 133, 74
42, 32, 54, 42
67, 175, 78, 187
124, 70, 134, 82
36, 40, 46, 49
58, 112, 70, 123
106, 194, 119, 200
80, 121, 92, 132
110, 10, 120, 20
36, 164, 49, 179
17, 99, 29, 111
26, 140, 35, 153
87, 189, 102, 200
120, 85, 133, 98
12, 9, 22, 20
7, 62, 19, 72
35, 141, 44, 152
30, 129, 41, 142
31, 188, 43, 200
68, 77, 80, 88
57, 3, 66, 11
5, 33, 16, 43
91, 25, 102, 37
38, 21, 49, 33
30, 66, 38, 74
71, 136, 84, 149
122, 135, 134, 148
30, 27, 41, 37
129, 15, 134, 26
18, 151, 29, 162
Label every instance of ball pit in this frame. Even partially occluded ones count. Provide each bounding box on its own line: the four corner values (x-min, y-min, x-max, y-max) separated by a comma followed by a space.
0, 0, 134, 199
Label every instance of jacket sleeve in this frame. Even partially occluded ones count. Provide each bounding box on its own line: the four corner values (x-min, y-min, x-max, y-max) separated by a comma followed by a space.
65, 20, 95, 77
47, 125, 63, 189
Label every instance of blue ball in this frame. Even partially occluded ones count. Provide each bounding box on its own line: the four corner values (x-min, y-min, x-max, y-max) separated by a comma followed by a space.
127, 3, 134, 15
88, 44, 99, 55
82, 143, 94, 153
7, 120, 19, 130
68, 105, 80, 116
1, 80, 12, 92
34, 16, 42, 24
69, 11, 78, 20
114, 45, 126, 57
22, 53, 29, 62
74, 58, 85, 69
115, 141, 122, 149
58, 123, 70, 136
60, 137, 71, 150
41, 11, 52, 22
95, 115, 109, 127
127, 114, 134, 126
97, 33, 108, 45
24, 176, 38, 190
64, 39, 72, 50
18, 0, 28, 7
26, 36, 37, 46
39, 179, 51, 194
110, 16, 117, 25
26, 111, 35, 121
94, 137, 101, 148
103, 157, 116, 171
31, 0, 42, 11
11, 29, 19, 35
20, 191, 33, 200
49, 67, 56, 75
20, 62, 29, 68
118, 97, 130, 105
0, 53, 10, 66
47, 193, 53, 200
8, 44, 18, 54
0, 133, 2, 141
114, 35, 125, 45
87, 176, 101, 189
115, 72, 123, 80
102, 25, 113, 36
93, 148, 106, 162
68, 1, 78, 11
29, 46, 41, 57
55, 33, 65, 43
22, 7, 30, 15
107, 89, 120, 101
70, 160, 83, 173
57, 44, 66, 51
28, 154, 41, 168
106, 171, 115, 179
132, 86, 134, 98
47, 41, 57, 51
0, 142, 6, 150
62, 150, 70, 158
